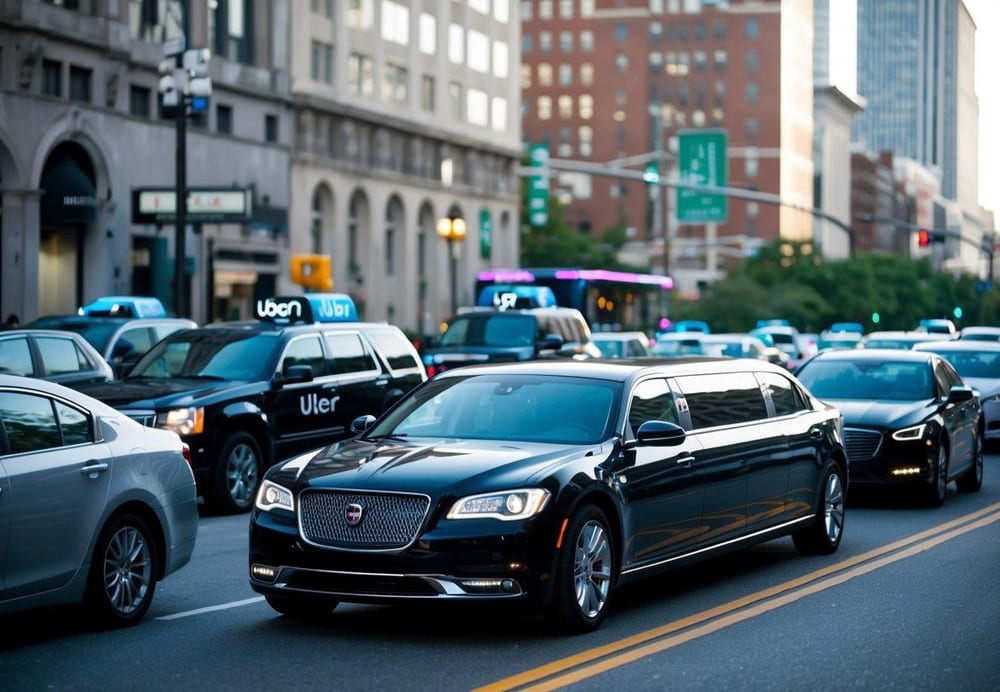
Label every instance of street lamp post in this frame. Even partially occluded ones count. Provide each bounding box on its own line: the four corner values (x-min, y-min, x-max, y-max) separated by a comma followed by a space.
436, 215, 467, 316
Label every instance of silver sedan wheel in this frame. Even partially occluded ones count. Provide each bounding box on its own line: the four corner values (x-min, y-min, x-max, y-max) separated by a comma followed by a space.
103, 526, 152, 615
824, 471, 845, 543
226, 442, 259, 505
574, 520, 612, 619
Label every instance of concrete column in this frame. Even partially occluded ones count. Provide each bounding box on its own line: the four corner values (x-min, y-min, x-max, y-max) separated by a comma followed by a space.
0, 189, 42, 322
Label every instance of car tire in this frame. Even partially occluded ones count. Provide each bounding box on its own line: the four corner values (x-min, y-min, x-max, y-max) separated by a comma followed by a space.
792, 462, 846, 555
925, 442, 949, 507
209, 432, 263, 514
550, 505, 615, 634
956, 431, 984, 493
86, 513, 158, 628
264, 593, 339, 618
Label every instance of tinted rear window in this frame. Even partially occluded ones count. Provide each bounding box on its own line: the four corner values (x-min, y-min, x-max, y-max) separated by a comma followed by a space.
675, 372, 768, 428
440, 314, 536, 348
797, 359, 934, 400
366, 327, 420, 370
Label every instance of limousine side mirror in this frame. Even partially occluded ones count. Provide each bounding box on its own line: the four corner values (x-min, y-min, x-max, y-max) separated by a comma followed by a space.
622, 420, 687, 450
351, 414, 376, 434
273, 364, 314, 388
945, 386, 975, 405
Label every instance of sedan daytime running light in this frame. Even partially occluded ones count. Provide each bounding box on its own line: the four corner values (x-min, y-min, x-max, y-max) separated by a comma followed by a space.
446, 488, 550, 521
158, 406, 204, 435
891, 424, 927, 442
255, 480, 294, 513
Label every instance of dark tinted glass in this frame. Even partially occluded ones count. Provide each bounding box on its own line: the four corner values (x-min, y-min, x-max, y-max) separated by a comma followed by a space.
440, 314, 536, 348
281, 336, 327, 377
0, 337, 34, 376
36, 337, 86, 374
0, 392, 61, 454
325, 333, 377, 374
676, 372, 767, 428
932, 350, 1000, 379
129, 331, 282, 381
55, 400, 91, 445
797, 359, 934, 401
366, 327, 419, 370
757, 371, 805, 416
628, 378, 678, 431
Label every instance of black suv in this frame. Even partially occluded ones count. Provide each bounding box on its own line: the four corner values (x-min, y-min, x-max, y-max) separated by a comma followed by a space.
421, 306, 602, 377
78, 294, 425, 513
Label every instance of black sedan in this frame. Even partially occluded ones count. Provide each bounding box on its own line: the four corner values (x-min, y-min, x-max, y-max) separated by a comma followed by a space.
796, 349, 984, 506
250, 358, 845, 632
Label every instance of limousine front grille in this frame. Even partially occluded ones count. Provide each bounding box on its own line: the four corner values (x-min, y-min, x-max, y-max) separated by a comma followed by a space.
844, 427, 883, 462
123, 410, 157, 427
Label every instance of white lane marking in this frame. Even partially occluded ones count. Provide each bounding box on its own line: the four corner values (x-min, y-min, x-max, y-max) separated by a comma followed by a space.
156, 596, 265, 621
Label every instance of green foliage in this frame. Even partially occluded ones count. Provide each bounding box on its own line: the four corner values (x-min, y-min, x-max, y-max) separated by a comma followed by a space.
670, 239, 1000, 331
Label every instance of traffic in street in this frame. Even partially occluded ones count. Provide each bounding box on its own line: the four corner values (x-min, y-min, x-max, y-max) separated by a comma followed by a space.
1, 464, 998, 690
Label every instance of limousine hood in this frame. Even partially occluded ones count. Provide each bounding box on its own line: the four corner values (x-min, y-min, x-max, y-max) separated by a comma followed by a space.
274, 437, 592, 496
823, 398, 934, 430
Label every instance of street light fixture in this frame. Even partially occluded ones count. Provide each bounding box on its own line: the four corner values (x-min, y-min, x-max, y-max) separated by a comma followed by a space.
437, 215, 467, 316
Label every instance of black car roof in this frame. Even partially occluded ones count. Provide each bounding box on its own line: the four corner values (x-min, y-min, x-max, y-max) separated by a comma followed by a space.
434, 356, 789, 382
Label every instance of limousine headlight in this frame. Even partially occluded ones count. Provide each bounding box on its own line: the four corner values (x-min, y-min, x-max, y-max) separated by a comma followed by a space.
159, 406, 204, 435
447, 488, 550, 521
256, 480, 294, 513
892, 423, 927, 441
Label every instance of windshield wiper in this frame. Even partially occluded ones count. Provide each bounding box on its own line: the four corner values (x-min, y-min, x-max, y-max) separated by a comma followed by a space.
364, 433, 409, 442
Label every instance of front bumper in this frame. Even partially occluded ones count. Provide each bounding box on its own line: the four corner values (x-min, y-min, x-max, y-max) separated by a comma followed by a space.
248, 508, 561, 608
846, 428, 937, 486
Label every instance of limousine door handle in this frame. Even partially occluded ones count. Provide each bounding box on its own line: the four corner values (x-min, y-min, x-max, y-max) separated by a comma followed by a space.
676, 455, 695, 468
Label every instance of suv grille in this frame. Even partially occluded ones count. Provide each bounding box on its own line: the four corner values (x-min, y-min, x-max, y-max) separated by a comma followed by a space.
844, 427, 882, 462
124, 410, 157, 427
299, 490, 430, 550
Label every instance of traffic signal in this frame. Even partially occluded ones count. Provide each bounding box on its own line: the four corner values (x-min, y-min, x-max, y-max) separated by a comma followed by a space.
918, 230, 931, 247
642, 162, 660, 185
290, 254, 333, 291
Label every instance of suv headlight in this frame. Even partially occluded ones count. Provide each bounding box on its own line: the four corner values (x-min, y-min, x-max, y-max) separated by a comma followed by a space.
446, 488, 550, 521
255, 480, 294, 513
158, 407, 204, 435
892, 423, 927, 441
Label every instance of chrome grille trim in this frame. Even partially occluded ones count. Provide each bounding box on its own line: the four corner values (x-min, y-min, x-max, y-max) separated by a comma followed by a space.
123, 410, 157, 427
297, 488, 431, 552
844, 427, 883, 462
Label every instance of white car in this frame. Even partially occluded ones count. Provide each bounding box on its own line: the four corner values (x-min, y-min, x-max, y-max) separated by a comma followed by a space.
592, 331, 651, 358
0, 375, 198, 626
960, 326, 1000, 342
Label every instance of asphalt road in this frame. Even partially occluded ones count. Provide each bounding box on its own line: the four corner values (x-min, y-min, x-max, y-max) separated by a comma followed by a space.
2, 459, 999, 692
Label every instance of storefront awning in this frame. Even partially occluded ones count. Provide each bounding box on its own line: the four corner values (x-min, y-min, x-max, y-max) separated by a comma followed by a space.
41, 154, 98, 225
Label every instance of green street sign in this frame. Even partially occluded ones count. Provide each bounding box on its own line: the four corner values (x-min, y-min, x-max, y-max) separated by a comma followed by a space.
528, 144, 550, 227
677, 130, 728, 224
480, 208, 492, 259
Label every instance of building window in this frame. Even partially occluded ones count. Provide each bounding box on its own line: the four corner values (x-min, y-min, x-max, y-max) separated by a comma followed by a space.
348, 53, 374, 95
449, 25, 465, 64
581, 0, 594, 16
539, 31, 552, 53
651, 22, 662, 43
421, 74, 435, 111
695, 20, 706, 41
468, 31, 489, 73
560, 30, 573, 52
521, 64, 532, 88
580, 63, 593, 85
311, 41, 333, 84
694, 50, 707, 72
539, 0, 552, 19
538, 63, 553, 86
746, 116, 758, 139
347, 0, 374, 30
614, 24, 627, 43
469, 0, 489, 14
381, 1, 409, 45
558, 95, 572, 119
42, 59, 62, 97
695, 83, 705, 108
559, 63, 572, 86
520, 1, 532, 21
677, 84, 689, 107
128, 0, 183, 42
492, 96, 508, 132
559, 0, 573, 18
713, 19, 725, 39
650, 51, 663, 72
557, 127, 572, 157
382, 63, 408, 105
265, 114, 278, 142
449, 82, 462, 121
579, 94, 593, 119
523, 34, 533, 54
493, 40, 510, 78
746, 50, 759, 74
650, 0, 663, 11
746, 18, 758, 39
745, 82, 758, 104
615, 88, 627, 108
579, 126, 593, 157
580, 30, 594, 52
69, 65, 91, 103
714, 50, 727, 72
714, 81, 725, 106
467, 88, 488, 127
419, 13, 436, 55
678, 22, 689, 41
745, 153, 759, 178
615, 53, 628, 73
495, 0, 510, 22
129, 84, 151, 117
537, 96, 552, 120
216, 103, 233, 133
210, 0, 254, 65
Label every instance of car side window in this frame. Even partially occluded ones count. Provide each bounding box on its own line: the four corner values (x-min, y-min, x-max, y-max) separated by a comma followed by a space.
36, 336, 88, 375
0, 337, 34, 376
932, 362, 951, 398
325, 333, 378, 375
627, 378, 679, 433
676, 372, 768, 428
280, 336, 327, 377
0, 391, 62, 454
627, 340, 645, 357
938, 360, 963, 391
756, 371, 806, 417
54, 400, 92, 445
366, 327, 420, 370
117, 327, 154, 357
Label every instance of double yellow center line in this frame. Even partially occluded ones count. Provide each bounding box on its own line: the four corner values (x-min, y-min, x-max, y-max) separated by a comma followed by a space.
475, 502, 1000, 692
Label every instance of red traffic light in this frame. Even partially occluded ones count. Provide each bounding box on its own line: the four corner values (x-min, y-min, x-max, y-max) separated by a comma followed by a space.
918, 230, 931, 247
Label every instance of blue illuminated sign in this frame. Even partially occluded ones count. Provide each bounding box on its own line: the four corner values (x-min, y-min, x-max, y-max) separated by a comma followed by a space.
79, 296, 167, 318
255, 294, 358, 324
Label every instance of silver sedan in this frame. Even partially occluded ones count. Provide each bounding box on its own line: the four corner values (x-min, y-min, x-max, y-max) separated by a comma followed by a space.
0, 374, 198, 626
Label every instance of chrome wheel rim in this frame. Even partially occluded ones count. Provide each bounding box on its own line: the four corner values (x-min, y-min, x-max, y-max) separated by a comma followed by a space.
936, 446, 948, 499
227, 443, 258, 505
574, 520, 612, 618
103, 526, 152, 615
824, 471, 845, 543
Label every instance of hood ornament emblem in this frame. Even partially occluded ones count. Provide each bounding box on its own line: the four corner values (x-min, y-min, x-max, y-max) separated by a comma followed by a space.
345, 503, 364, 527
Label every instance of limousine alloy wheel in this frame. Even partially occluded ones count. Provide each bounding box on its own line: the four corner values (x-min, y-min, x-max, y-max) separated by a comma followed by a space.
792, 463, 845, 555
552, 505, 614, 633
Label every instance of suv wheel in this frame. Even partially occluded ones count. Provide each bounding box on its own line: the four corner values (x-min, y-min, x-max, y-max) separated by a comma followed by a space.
208, 432, 262, 514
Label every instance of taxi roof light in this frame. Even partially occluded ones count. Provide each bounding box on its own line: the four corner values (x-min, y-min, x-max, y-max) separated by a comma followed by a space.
254, 294, 359, 324
79, 296, 167, 318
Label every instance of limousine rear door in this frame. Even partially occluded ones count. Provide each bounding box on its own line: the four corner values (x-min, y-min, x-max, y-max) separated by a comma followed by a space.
618, 377, 705, 570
